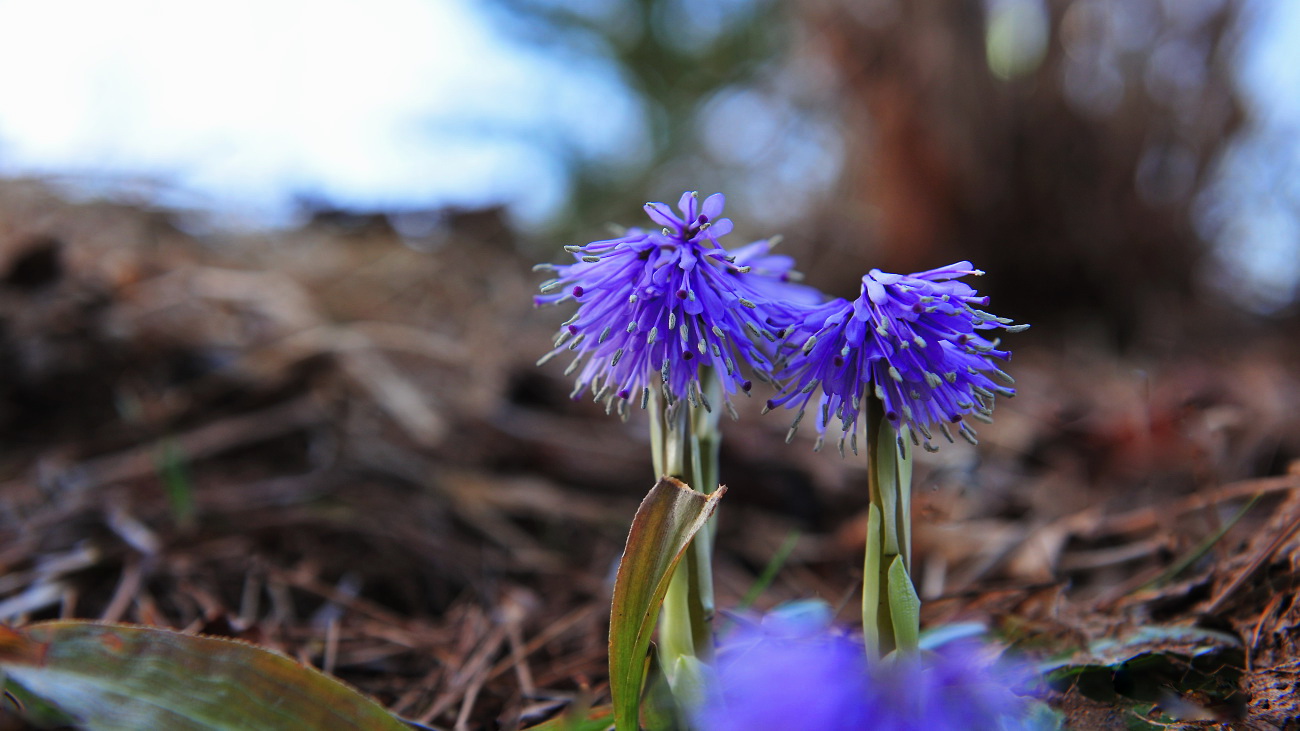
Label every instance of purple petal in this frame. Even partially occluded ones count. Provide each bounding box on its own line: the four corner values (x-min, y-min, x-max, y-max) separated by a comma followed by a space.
707, 218, 734, 238
644, 202, 680, 230
702, 192, 726, 220
678, 191, 699, 220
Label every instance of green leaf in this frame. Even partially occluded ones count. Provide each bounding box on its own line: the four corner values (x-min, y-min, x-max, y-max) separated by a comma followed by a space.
873, 423, 901, 556
157, 439, 197, 529
736, 530, 800, 611
608, 477, 726, 731
0, 621, 408, 730
861, 503, 884, 658
886, 556, 920, 656
893, 427, 913, 563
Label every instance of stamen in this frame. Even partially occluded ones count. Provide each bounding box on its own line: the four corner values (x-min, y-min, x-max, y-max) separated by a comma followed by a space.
939, 424, 955, 443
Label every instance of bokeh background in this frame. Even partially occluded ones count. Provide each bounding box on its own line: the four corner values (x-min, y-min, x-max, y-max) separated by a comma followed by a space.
2, 1, 1300, 728
1, 0, 1298, 320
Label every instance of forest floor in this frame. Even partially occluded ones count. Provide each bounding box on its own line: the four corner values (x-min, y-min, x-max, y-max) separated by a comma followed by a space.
1, 179, 1298, 730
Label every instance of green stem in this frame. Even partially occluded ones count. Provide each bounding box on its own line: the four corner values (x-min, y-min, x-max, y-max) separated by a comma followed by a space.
650, 381, 720, 716
862, 396, 919, 660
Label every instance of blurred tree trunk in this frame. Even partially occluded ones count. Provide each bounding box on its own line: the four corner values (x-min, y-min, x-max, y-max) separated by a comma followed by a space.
807, 0, 1243, 343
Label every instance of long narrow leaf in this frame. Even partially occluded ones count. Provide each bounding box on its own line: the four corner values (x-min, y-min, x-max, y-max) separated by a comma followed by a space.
608, 477, 726, 731
886, 555, 921, 656
0, 621, 408, 730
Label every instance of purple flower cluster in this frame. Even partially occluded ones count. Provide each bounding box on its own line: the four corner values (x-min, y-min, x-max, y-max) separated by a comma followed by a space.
694, 610, 1043, 731
767, 263, 1027, 453
534, 192, 804, 415
534, 191, 1023, 446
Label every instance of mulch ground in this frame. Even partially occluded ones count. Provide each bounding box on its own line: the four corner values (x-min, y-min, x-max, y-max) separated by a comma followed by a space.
1, 179, 1298, 730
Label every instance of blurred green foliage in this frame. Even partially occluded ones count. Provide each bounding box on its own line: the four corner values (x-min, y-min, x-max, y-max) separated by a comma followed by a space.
482, 0, 786, 242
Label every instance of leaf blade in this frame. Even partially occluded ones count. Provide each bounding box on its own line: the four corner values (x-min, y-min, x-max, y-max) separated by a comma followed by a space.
0, 621, 408, 731
608, 477, 725, 731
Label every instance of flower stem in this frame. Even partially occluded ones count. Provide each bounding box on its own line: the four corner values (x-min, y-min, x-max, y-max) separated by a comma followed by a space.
651, 382, 720, 715
862, 395, 919, 660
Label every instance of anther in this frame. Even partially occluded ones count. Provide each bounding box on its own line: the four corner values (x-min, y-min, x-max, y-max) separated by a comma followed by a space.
939, 424, 955, 443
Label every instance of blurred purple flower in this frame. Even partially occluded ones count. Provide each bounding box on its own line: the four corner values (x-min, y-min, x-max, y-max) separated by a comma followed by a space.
535, 192, 800, 415
767, 263, 1027, 453
695, 607, 1044, 731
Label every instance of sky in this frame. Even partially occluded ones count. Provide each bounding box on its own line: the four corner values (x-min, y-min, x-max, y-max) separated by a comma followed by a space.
0, 0, 1295, 307
0, 0, 644, 227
